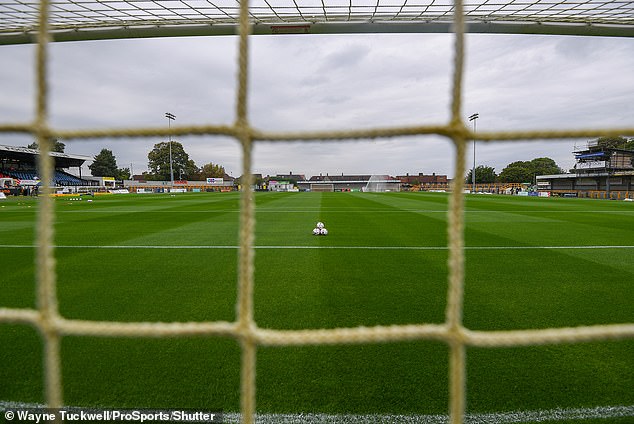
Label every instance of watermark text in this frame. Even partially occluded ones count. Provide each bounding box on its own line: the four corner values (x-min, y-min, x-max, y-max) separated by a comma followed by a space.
2, 408, 222, 423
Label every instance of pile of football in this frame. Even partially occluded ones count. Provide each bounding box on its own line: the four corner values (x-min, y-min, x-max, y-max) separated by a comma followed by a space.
312, 221, 328, 236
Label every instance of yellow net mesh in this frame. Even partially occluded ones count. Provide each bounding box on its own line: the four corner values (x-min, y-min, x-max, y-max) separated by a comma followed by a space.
0, 1, 633, 423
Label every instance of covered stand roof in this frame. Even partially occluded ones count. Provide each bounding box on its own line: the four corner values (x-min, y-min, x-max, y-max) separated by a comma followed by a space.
575, 151, 609, 160
0, 144, 91, 168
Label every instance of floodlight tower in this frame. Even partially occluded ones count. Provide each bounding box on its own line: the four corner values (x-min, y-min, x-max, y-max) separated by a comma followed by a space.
469, 113, 479, 193
165, 112, 175, 185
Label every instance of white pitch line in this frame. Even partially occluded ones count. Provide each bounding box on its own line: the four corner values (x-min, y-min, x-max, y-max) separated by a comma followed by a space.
223, 405, 634, 423
49, 209, 634, 213
1, 245, 634, 250
1, 402, 632, 423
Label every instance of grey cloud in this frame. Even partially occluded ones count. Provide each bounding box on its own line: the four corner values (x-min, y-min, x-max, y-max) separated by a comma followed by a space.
318, 42, 371, 73
1, 33, 632, 180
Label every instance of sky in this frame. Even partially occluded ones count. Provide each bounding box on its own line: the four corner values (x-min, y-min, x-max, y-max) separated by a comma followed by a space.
0, 31, 632, 180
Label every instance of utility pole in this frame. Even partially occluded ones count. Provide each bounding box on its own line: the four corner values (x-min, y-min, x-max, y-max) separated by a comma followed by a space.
469, 113, 479, 193
165, 112, 175, 185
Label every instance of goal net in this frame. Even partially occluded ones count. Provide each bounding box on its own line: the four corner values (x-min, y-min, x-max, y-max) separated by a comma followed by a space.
310, 183, 334, 192
0, 1, 633, 424
364, 175, 392, 192
0, 0, 633, 44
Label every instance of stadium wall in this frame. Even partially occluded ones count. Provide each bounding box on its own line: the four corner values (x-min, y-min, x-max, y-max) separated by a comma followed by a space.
124, 179, 236, 192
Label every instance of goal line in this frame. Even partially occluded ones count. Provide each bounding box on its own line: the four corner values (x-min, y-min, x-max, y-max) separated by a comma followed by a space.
223, 405, 634, 423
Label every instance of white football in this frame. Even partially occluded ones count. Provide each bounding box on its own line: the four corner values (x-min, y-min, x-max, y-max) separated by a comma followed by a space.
316, 221, 325, 229
313, 228, 320, 235
320, 228, 328, 235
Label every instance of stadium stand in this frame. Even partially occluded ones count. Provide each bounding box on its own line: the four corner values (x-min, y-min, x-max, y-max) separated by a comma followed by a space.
54, 170, 86, 186
0, 144, 92, 189
2, 170, 87, 186
536, 140, 634, 198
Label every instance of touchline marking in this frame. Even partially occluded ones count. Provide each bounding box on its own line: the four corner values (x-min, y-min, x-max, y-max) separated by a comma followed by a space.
2, 245, 634, 250
1, 402, 632, 423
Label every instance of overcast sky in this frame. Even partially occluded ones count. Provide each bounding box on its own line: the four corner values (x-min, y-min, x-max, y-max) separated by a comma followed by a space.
0, 32, 632, 179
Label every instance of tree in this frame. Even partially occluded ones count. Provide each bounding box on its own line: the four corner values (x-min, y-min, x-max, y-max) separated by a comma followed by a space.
182, 159, 199, 180
236, 174, 264, 188
27, 139, 65, 153
117, 167, 131, 180
596, 136, 634, 150
499, 157, 563, 183
529, 157, 563, 176
147, 141, 198, 180
465, 165, 497, 184
199, 162, 226, 180
89, 149, 118, 177
499, 161, 533, 183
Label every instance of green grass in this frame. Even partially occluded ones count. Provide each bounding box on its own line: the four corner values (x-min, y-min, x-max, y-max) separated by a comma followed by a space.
0, 192, 632, 420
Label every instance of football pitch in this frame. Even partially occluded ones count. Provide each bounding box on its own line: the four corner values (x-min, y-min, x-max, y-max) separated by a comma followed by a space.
0, 191, 632, 423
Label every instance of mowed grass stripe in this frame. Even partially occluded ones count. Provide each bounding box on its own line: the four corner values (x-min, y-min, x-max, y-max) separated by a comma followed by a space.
53, 194, 241, 247
464, 249, 634, 331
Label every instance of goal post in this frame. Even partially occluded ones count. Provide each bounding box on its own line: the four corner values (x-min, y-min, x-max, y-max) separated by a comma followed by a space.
310, 183, 334, 192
